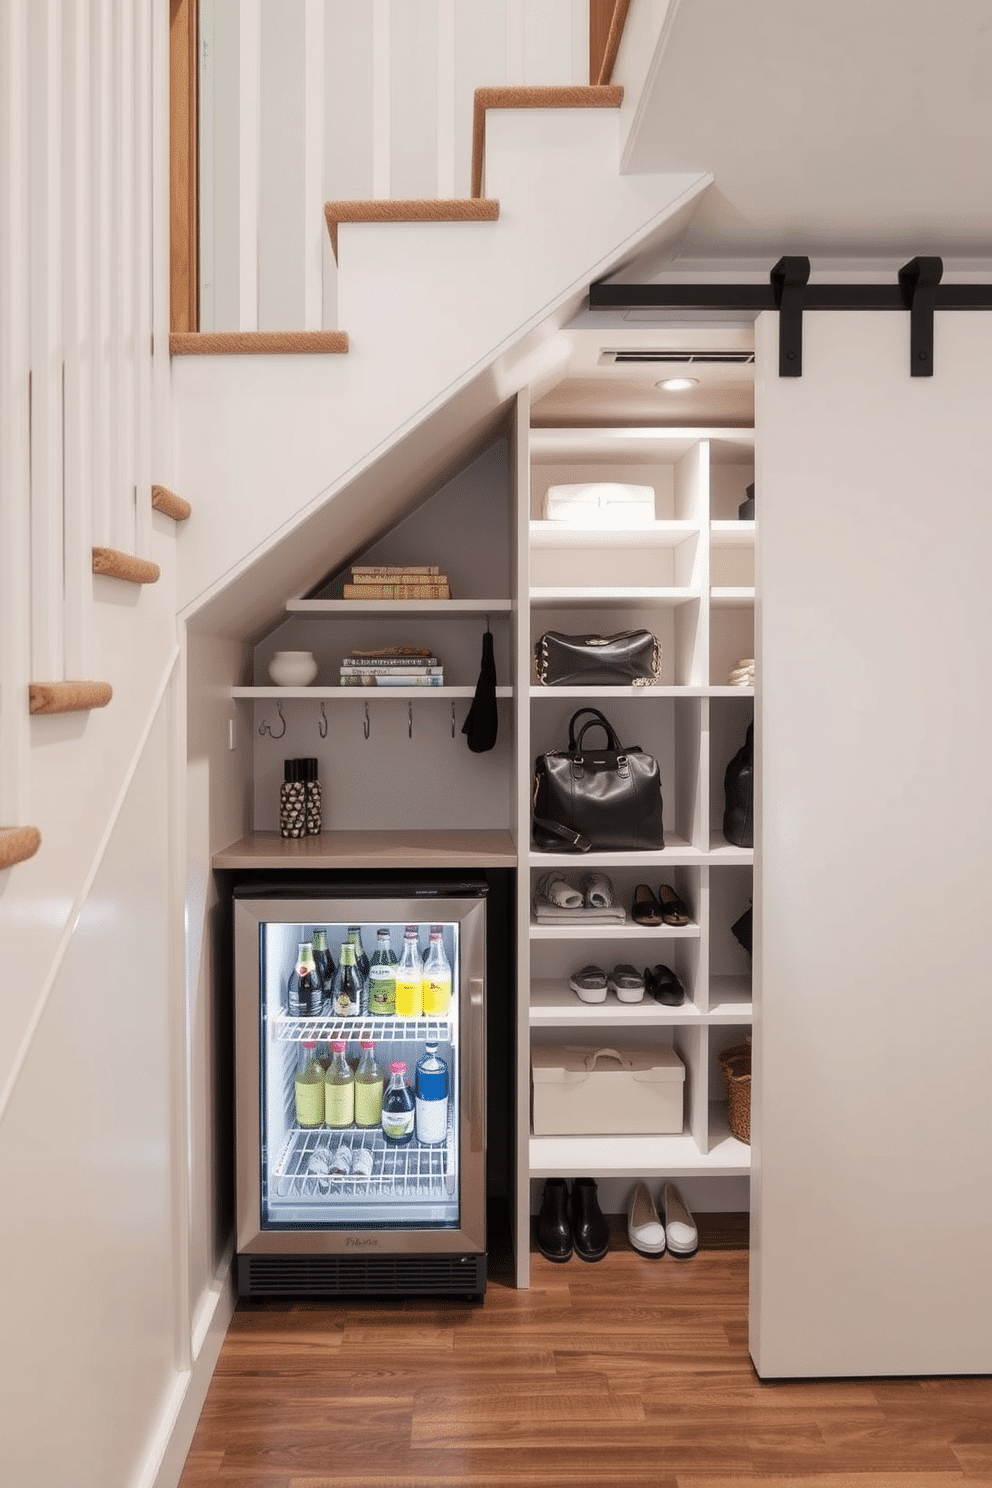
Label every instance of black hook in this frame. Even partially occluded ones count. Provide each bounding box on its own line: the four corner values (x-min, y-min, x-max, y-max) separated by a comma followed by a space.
259, 702, 286, 739
318, 702, 328, 738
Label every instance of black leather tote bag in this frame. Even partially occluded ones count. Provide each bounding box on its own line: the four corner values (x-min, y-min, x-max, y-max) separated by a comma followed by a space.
722, 722, 754, 848
532, 707, 665, 852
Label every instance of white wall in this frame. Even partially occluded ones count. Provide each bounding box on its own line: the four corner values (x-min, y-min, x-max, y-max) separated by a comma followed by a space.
750, 310, 992, 1376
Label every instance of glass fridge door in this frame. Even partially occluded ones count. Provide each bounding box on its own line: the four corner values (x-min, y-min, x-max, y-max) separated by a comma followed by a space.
233, 891, 485, 1256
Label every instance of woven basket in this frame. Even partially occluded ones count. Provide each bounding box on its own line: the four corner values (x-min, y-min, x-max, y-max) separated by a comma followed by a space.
718, 1042, 752, 1144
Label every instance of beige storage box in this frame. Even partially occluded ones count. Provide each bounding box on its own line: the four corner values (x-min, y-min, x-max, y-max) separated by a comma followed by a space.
543, 482, 656, 527
531, 1044, 685, 1136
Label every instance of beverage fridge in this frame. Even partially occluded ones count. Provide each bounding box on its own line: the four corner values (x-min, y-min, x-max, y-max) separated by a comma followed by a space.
232, 877, 488, 1299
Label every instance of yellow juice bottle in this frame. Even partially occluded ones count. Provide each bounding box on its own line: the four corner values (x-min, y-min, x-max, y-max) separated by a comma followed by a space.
395, 924, 423, 1018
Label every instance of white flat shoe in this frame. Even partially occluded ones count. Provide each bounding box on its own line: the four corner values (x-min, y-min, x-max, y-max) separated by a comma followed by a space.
661, 1181, 698, 1258
627, 1182, 666, 1256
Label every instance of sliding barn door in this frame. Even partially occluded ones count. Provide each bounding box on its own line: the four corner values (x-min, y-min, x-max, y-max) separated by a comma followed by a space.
750, 309, 992, 1377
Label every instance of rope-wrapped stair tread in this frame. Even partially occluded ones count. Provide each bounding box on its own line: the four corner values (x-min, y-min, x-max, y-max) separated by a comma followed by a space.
29, 681, 113, 715
472, 84, 623, 198
151, 484, 192, 521
92, 547, 161, 584
170, 331, 349, 356
0, 826, 41, 870
323, 198, 500, 261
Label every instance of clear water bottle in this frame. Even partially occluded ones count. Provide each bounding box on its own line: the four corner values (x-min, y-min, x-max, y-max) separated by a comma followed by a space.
381, 1060, 415, 1146
367, 928, 398, 1016
415, 1042, 449, 1146
422, 924, 452, 1016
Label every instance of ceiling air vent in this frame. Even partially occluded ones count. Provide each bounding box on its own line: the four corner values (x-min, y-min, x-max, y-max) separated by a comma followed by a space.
602, 351, 755, 365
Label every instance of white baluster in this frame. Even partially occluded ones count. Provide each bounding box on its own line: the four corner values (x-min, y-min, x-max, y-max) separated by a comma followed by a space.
303, 0, 325, 329
239, 0, 260, 330
372, 0, 390, 198
29, 0, 65, 678
436, 0, 456, 197
61, 0, 94, 677
0, 0, 33, 821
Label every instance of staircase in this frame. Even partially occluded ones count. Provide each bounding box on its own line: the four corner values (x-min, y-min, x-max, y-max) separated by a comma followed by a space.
173, 86, 709, 622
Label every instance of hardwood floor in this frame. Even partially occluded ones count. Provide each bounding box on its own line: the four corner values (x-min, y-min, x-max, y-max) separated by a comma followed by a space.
178, 1210, 992, 1487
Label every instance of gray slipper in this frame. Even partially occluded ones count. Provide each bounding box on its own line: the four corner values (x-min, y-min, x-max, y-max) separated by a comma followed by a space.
581, 872, 614, 908
536, 872, 583, 908
568, 965, 608, 1003
607, 963, 645, 1003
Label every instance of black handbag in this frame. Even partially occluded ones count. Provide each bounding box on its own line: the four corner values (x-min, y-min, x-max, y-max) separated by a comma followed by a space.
532, 707, 665, 852
535, 630, 661, 687
723, 723, 754, 848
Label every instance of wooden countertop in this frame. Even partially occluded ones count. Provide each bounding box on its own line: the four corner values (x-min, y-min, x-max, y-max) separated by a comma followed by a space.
213, 829, 518, 870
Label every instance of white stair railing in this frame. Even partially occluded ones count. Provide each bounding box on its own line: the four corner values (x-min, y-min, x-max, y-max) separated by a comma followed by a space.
0, 0, 169, 826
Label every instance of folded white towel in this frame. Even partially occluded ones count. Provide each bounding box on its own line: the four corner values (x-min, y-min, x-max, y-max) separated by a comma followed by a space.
531, 898, 627, 924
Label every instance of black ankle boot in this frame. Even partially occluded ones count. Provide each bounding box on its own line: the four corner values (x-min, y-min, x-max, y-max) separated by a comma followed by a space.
570, 1177, 609, 1261
537, 1178, 572, 1262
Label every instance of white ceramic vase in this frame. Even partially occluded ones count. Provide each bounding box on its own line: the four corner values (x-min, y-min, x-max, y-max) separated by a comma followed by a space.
268, 650, 318, 686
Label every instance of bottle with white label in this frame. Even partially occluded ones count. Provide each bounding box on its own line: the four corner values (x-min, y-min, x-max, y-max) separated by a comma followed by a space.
415, 1042, 449, 1146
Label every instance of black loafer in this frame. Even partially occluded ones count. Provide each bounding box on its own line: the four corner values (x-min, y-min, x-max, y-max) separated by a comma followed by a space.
644, 964, 685, 1006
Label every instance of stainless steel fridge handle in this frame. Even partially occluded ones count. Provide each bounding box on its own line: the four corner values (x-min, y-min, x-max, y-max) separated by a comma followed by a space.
468, 976, 485, 1153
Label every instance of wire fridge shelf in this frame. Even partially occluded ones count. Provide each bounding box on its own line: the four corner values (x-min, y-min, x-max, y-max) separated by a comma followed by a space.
272, 1124, 456, 1201
271, 1012, 453, 1044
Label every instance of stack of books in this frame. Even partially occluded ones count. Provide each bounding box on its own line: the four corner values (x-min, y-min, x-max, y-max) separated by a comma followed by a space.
340, 647, 444, 687
342, 564, 451, 600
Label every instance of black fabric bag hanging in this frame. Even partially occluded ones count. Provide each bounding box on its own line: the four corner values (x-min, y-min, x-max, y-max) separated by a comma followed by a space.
723, 722, 754, 848
532, 707, 665, 852
461, 629, 498, 753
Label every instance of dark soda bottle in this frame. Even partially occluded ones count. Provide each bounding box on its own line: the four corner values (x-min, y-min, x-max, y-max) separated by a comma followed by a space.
311, 928, 336, 1001
381, 1060, 415, 1146
288, 940, 321, 1017
331, 941, 362, 1018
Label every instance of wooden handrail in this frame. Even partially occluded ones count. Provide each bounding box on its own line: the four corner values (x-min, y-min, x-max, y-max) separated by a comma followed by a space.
170, 0, 198, 333
590, 0, 631, 85
29, 681, 113, 715
0, 826, 42, 871
92, 547, 161, 584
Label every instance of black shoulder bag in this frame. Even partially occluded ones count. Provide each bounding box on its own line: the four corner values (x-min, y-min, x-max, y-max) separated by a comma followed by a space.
722, 722, 754, 848
532, 707, 665, 852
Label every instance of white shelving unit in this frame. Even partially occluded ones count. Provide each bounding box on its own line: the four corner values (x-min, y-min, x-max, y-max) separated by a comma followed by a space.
514, 416, 756, 1285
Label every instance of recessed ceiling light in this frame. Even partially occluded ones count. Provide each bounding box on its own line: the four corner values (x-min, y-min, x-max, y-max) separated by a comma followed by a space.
656, 377, 699, 392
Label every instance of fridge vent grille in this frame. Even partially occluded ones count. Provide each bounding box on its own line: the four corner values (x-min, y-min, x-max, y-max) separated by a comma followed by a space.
238, 1251, 486, 1299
